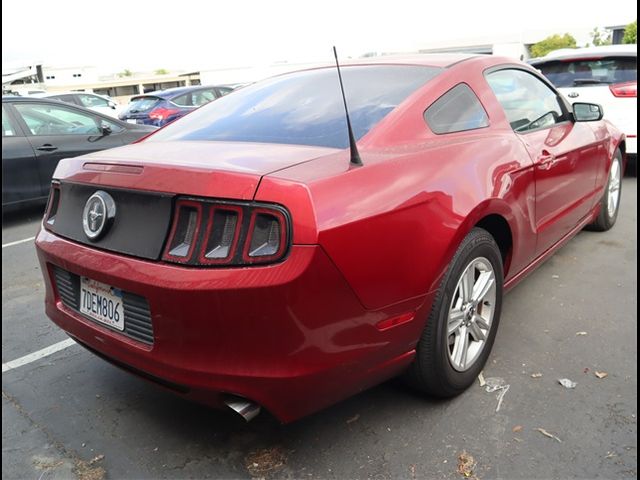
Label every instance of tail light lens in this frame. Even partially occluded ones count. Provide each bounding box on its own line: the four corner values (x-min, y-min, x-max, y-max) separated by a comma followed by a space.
148, 106, 180, 122
44, 181, 61, 229
162, 199, 290, 267
610, 81, 637, 98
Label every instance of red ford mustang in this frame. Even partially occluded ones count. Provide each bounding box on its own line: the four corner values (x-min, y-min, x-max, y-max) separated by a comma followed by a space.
35, 54, 625, 423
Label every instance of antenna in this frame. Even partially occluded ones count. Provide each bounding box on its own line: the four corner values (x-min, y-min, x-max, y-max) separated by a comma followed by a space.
333, 46, 363, 167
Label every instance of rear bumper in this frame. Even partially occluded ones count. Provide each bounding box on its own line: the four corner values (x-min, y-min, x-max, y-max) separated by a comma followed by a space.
36, 227, 429, 422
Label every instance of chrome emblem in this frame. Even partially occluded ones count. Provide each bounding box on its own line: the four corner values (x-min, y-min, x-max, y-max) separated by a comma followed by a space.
82, 191, 116, 241
568, 92, 579, 98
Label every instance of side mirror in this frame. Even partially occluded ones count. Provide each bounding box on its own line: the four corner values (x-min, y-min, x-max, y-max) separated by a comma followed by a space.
100, 122, 112, 136
573, 102, 603, 122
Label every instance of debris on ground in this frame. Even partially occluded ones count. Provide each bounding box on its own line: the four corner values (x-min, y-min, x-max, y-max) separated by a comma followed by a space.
605, 451, 617, 459
552, 275, 560, 279
456, 451, 477, 478
484, 377, 510, 412
558, 378, 577, 389
595, 371, 609, 379
530, 373, 543, 378
535, 428, 562, 443
512, 425, 523, 433
575, 331, 588, 336
74, 454, 106, 480
346, 414, 360, 424
245, 447, 287, 477
477, 371, 486, 387
584, 367, 590, 374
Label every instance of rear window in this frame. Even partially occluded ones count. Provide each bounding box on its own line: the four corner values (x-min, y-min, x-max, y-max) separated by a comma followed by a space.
146, 65, 442, 148
534, 56, 637, 88
124, 96, 161, 114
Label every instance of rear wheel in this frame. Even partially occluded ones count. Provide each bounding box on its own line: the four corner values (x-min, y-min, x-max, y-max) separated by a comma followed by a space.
405, 228, 503, 397
589, 149, 622, 232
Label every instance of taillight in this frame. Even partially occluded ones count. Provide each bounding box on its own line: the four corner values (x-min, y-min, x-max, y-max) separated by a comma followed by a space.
610, 81, 637, 98
44, 181, 61, 229
162, 199, 290, 267
148, 106, 180, 122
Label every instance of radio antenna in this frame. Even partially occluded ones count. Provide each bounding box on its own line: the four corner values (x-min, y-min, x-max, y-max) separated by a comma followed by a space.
333, 46, 363, 167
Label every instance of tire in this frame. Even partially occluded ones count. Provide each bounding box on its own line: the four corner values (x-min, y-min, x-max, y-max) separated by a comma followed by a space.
589, 149, 622, 232
404, 228, 503, 397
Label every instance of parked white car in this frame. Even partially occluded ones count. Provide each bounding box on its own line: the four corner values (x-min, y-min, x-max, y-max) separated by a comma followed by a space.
530, 45, 637, 171
29, 92, 123, 118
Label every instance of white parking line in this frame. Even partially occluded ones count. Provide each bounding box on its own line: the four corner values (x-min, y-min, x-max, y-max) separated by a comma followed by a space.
2, 338, 77, 373
2, 236, 36, 249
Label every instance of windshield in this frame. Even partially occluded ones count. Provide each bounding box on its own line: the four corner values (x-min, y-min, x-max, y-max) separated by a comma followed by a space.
123, 96, 161, 114
534, 56, 637, 88
146, 65, 442, 148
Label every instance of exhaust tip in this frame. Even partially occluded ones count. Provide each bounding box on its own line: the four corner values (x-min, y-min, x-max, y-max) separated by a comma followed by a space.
224, 396, 261, 422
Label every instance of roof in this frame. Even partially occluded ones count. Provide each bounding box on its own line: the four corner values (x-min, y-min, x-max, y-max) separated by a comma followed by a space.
338, 53, 482, 68
530, 44, 637, 64
137, 84, 233, 99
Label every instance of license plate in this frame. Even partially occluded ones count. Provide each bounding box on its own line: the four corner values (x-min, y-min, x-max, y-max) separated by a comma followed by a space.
126, 119, 138, 124
80, 277, 124, 331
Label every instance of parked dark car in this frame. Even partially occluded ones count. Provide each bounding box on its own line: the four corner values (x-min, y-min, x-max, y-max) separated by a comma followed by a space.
118, 85, 234, 127
2, 96, 156, 209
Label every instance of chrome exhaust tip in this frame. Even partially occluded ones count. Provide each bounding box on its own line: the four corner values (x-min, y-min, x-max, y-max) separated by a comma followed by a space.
224, 396, 261, 422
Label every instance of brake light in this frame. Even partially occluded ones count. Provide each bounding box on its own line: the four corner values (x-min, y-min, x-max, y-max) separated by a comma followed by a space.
610, 81, 637, 98
162, 198, 290, 267
148, 106, 180, 121
44, 181, 61, 229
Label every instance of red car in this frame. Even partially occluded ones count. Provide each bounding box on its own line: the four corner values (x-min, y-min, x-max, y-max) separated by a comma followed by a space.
35, 54, 625, 423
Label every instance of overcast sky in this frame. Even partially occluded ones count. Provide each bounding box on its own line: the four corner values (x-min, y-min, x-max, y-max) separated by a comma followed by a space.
2, 0, 637, 73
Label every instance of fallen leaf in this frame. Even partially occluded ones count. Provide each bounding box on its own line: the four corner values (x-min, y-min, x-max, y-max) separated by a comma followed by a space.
531, 373, 543, 378
245, 447, 287, 477
575, 331, 588, 336
512, 425, 523, 433
558, 378, 577, 389
346, 414, 360, 424
535, 428, 562, 443
456, 451, 476, 478
477, 371, 486, 387
595, 371, 608, 379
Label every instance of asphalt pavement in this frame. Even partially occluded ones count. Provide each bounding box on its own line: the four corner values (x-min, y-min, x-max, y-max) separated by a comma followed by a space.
2, 179, 637, 480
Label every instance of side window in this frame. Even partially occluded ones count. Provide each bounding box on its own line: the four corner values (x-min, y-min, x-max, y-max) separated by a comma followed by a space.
191, 89, 216, 106
100, 118, 124, 133
171, 93, 192, 106
424, 83, 489, 134
13, 103, 101, 136
217, 87, 233, 97
487, 69, 565, 133
2, 106, 17, 136
78, 94, 109, 108
52, 94, 80, 106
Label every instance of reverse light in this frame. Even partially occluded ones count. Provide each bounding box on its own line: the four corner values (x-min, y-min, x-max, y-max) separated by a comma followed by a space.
609, 81, 637, 98
162, 198, 290, 267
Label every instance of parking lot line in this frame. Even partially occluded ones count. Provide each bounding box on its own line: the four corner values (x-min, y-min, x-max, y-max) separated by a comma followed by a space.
2, 236, 36, 249
2, 338, 77, 373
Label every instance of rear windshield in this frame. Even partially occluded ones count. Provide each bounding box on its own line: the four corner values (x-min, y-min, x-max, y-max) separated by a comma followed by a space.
534, 56, 637, 88
146, 65, 442, 148
123, 96, 161, 114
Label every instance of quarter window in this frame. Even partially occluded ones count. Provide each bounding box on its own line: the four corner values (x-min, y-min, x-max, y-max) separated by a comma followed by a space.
2, 106, 17, 136
424, 83, 489, 134
487, 69, 566, 133
14, 103, 101, 136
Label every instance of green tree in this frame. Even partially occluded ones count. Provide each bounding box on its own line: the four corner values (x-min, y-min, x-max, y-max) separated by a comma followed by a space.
154, 68, 169, 75
623, 20, 637, 44
590, 27, 612, 46
118, 69, 133, 78
530, 33, 577, 58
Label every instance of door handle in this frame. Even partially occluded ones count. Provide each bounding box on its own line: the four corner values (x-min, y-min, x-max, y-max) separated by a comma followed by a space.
36, 144, 58, 152
538, 150, 556, 170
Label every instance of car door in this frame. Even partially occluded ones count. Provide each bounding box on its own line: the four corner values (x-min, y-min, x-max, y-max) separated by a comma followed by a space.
1, 104, 41, 206
486, 68, 606, 256
11, 101, 127, 197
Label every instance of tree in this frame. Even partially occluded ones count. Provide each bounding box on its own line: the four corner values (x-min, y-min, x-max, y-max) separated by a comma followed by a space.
623, 20, 637, 44
118, 69, 133, 78
530, 33, 577, 58
590, 27, 612, 46
154, 68, 169, 75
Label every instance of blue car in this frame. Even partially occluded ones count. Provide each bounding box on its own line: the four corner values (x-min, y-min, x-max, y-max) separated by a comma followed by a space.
119, 85, 234, 127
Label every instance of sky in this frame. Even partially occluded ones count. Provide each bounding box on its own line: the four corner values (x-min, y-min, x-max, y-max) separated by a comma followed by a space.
2, 0, 637, 74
